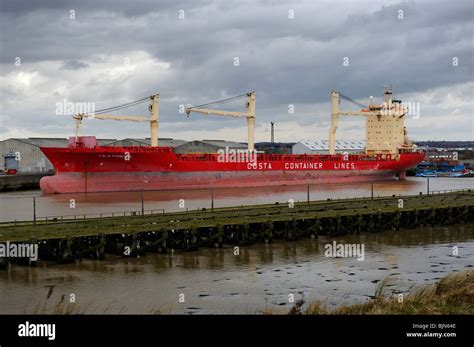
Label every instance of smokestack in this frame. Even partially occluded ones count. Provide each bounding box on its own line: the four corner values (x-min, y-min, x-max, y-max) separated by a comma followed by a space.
271, 122, 274, 143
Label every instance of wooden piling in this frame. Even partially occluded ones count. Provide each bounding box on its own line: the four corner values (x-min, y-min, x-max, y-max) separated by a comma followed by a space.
1, 191, 473, 267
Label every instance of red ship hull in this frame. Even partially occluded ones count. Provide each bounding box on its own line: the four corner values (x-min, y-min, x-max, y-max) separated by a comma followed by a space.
39, 138, 424, 194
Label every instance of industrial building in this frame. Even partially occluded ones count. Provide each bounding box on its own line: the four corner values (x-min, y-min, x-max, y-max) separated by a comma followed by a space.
105, 138, 187, 148
0, 138, 114, 173
1, 137, 247, 173
292, 140, 365, 154
173, 140, 247, 154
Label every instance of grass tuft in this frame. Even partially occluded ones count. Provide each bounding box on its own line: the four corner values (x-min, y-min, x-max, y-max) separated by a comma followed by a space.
304, 270, 473, 315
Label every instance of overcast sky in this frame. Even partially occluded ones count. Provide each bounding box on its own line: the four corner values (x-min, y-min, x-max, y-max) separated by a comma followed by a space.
0, 0, 472, 143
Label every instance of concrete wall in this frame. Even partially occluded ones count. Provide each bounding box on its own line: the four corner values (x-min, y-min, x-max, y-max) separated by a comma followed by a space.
0, 173, 53, 191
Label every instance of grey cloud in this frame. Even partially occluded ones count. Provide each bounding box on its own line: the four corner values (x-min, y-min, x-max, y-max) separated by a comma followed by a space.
61, 60, 89, 70
0, 0, 472, 141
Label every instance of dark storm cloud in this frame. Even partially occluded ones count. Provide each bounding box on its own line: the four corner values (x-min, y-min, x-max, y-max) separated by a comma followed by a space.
0, 0, 472, 140
0, 0, 200, 16
61, 60, 89, 70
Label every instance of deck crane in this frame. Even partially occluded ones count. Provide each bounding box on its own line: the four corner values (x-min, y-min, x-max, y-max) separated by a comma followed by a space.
185, 92, 256, 152
329, 87, 408, 156
73, 94, 160, 146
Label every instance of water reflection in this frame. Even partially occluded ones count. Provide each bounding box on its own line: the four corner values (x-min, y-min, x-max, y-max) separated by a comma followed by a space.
0, 224, 472, 314
1, 177, 473, 222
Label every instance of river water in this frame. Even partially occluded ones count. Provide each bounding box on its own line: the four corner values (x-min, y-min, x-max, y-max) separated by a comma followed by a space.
0, 177, 473, 222
0, 177, 473, 314
0, 225, 472, 314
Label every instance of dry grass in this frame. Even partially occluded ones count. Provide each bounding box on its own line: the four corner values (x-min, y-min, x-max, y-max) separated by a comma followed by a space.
28, 286, 124, 314
31, 294, 85, 315
304, 270, 474, 315
28, 286, 172, 314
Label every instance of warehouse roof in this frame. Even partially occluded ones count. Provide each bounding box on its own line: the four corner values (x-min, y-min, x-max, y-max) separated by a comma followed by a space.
3, 138, 116, 147
105, 138, 187, 147
9, 138, 69, 148
297, 140, 365, 150
2, 137, 248, 149
192, 140, 247, 148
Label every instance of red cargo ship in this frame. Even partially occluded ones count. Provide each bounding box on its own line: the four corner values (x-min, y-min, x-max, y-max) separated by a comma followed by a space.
39, 137, 424, 194
39, 88, 424, 194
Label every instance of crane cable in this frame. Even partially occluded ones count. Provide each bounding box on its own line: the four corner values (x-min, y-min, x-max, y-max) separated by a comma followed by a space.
81, 96, 151, 117
188, 93, 248, 110
338, 92, 368, 109
80, 92, 248, 117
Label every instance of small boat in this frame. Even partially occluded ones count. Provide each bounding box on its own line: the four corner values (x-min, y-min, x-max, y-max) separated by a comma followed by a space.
449, 170, 474, 178
416, 170, 437, 178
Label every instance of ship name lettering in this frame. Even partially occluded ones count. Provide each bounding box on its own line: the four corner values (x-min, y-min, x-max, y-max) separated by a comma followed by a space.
284, 162, 323, 170
333, 162, 355, 170
247, 162, 273, 170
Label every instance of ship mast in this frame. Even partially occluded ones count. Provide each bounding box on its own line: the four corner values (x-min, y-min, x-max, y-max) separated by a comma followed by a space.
185, 92, 256, 152
73, 94, 160, 146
